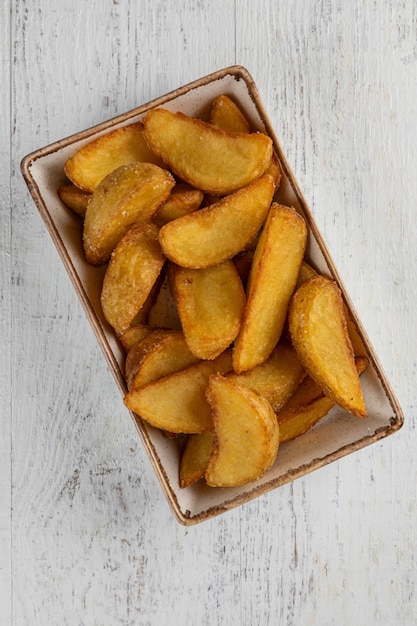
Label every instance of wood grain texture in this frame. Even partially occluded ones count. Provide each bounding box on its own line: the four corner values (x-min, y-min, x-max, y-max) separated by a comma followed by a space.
3, 1, 417, 625
1, 3, 11, 625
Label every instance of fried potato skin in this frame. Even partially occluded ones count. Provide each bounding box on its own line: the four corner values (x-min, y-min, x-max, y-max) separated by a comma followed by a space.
209, 94, 251, 134
171, 261, 246, 360
118, 324, 152, 352
159, 174, 275, 269
179, 432, 215, 488
153, 184, 204, 228
123, 350, 233, 433
233, 203, 307, 372
277, 356, 368, 442
288, 276, 366, 418
205, 375, 279, 487
83, 162, 174, 265
227, 341, 305, 412
125, 329, 200, 390
143, 108, 273, 194
58, 184, 91, 217
64, 121, 164, 192
100, 223, 165, 335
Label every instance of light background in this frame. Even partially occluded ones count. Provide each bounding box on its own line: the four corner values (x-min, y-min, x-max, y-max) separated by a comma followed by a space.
1, 1, 416, 624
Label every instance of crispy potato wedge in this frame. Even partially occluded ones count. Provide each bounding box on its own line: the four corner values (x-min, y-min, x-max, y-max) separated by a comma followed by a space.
159, 174, 275, 269
265, 152, 282, 190
209, 96, 281, 190
153, 184, 204, 227
147, 270, 182, 330
125, 329, 200, 390
118, 324, 152, 352
179, 432, 215, 488
277, 356, 368, 443
171, 261, 245, 360
233, 203, 307, 372
209, 94, 251, 134
296, 260, 318, 288
100, 224, 165, 335
227, 341, 305, 412
205, 375, 279, 487
83, 162, 175, 265
58, 184, 91, 217
143, 108, 273, 194
123, 350, 233, 433
296, 262, 367, 357
233, 250, 254, 287
64, 121, 164, 192
288, 276, 366, 418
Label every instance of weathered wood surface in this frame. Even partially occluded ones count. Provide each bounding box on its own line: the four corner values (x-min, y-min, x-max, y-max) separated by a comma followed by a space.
2, 1, 417, 624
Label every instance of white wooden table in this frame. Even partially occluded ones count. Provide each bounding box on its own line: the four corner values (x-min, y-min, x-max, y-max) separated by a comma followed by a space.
2, 1, 416, 624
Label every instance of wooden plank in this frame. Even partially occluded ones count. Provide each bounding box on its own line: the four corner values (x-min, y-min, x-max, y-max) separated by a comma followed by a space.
0, 1, 11, 624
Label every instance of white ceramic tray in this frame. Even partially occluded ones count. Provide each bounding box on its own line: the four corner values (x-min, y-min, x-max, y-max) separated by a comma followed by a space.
21, 66, 403, 525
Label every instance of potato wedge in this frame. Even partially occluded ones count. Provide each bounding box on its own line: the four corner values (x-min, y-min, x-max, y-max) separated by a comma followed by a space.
147, 271, 182, 330
159, 174, 275, 269
100, 223, 165, 335
205, 375, 279, 487
118, 324, 152, 352
125, 329, 200, 390
143, 108, 273, 194
277, 356, 368, 443
209, 94, 251, 134
64, 121, 164, 192
233, 203, 307, 372
227, 341, 305, 412
295, 262, 367, 357
83, 162, 175, 265
233, 250, 254, 287
288, 276, 366, 418
123, 350, 233, 433
153, 184, 204, 227
209, 96, 281, 190
179, 432, 215, 488
171, 261, 245, 360
58, 184, 91, 217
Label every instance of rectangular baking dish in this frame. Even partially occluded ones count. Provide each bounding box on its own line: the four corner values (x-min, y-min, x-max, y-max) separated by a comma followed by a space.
21, 65, 403, 525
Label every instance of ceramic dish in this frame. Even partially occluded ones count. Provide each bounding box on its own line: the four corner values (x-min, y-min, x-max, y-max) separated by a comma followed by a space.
21, 66, 403, 525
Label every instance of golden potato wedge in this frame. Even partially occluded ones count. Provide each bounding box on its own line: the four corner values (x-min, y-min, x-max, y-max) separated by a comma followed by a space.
153, 184, 204, 227
147, 270, 182, 330
265, 152, 282, 190
209, 94, 251, 134
233, 250, 254, 287
58, 184, 91, 217
288, 276, 366, 418
227, 341, 305, 412
179, 432, 215, 488
209, 96, 281, 190
83, 162, 175, 265
100, 224, 165, 335
233, 203, 307, 372
277, 356, 368, 443
64, 121, 164, 192
171, 261, 245, 360
125, 329, 200, 390
123, 350, 233, 433
205, 375, 279, 487
296, 260, 318, 288
295, 262, 367, 357
143, 108, 273, 194
118, 324, 152, 352
159, 174, 275, 269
